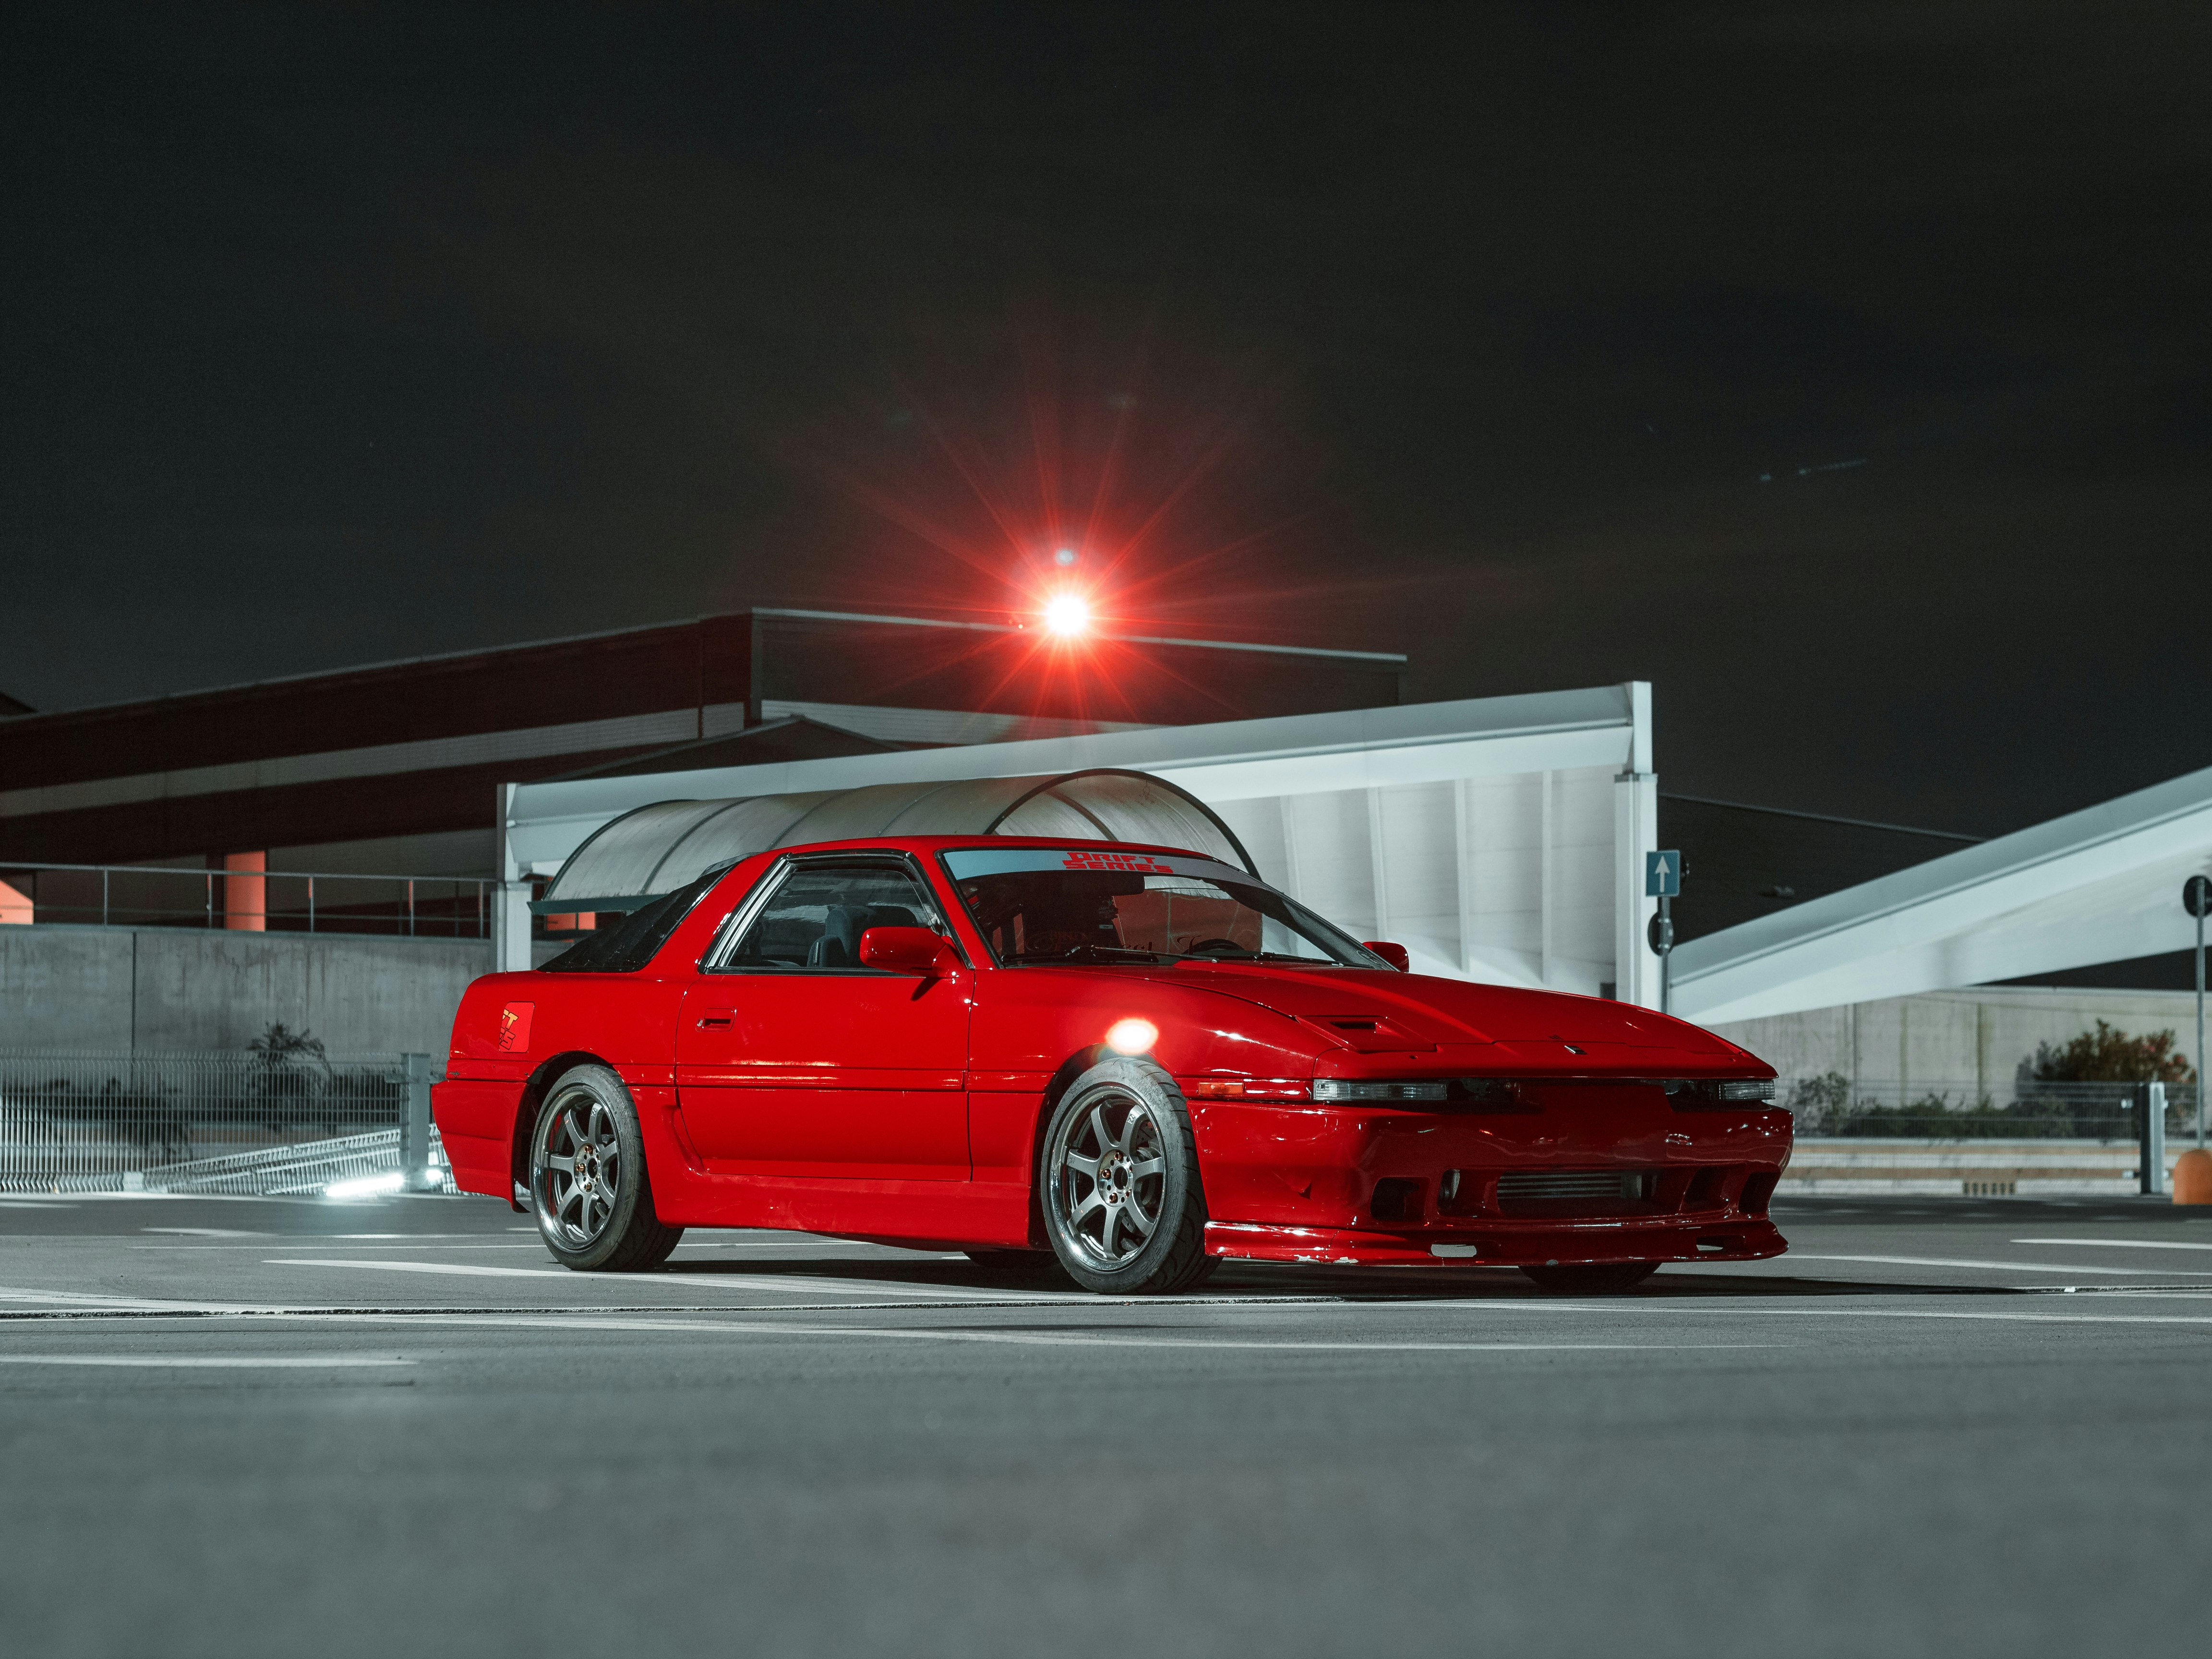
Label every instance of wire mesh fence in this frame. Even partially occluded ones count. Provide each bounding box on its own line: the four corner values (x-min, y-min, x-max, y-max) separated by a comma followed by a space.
1779, 1075, 2202, 1141
0, 1049, 450, 1193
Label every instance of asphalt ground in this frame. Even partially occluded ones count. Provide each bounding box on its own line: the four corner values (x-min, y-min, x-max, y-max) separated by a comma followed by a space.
4, 1192, 2210, 1657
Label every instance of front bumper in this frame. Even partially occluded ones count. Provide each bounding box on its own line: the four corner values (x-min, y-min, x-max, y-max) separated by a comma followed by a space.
1205, 1215, 1786, 1267
1190, 1091, 1792, 1266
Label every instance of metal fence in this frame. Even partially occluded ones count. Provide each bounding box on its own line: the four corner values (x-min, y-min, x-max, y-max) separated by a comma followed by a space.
1780, 1075, 2203, 1142
0, 861, 490, 938
0, 1049, 449, 1194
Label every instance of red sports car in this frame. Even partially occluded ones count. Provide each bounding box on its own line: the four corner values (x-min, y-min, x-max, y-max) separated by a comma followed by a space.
433, 836, 1790, 1293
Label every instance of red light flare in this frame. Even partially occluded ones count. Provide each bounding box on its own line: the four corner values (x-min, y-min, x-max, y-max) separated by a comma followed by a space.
775, 319, 1362, 725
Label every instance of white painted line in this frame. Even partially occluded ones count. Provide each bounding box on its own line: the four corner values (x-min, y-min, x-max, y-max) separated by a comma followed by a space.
142, 1227, 271, 1238
131, 1242, 553, 1252
199, 1312, 1782, 1353
264, 1257, 624, 1282
2012, 1238, 2212, 1252
0, 1201, 78, 1209
0, 1354, 414, 1368
1785, 1252, 2212, 1277
263, 1259, 1079, 1302
0, 1286, 211, 1310
1422, 1301, 2212, 1327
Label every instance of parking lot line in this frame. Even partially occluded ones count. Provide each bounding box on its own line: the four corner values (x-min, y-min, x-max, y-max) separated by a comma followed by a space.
0, 1354, 415, 1368
262, 1258, 1080, 1301
2011, 1238, 2212, 1251
1783, 1251, 2212, 1276
0, 1286, 225, 1310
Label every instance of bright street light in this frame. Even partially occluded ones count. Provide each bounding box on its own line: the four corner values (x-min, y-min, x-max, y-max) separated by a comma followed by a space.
1043, 593, 1090, 636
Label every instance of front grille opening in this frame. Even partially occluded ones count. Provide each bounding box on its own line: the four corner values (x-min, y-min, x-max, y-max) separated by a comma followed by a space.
1371, 1178, 1422, 1222
1495, 1169, 1657, 1215
1738, 1170, 1779, 1215
1696, 1235, 1741, 1253
1452, 1079, 1538, 1113
1683, 1166, 1729, 1210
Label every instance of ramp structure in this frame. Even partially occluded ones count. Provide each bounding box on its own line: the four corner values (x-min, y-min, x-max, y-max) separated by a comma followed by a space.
1672, 764, 2212, 1025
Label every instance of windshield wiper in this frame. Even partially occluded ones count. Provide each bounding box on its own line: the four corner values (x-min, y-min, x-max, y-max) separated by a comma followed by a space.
1004, 943, 1178, 965
1176, 950, 1335, 965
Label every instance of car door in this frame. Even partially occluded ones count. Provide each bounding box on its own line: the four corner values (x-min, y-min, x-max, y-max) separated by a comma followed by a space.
675, 854, 972, 1181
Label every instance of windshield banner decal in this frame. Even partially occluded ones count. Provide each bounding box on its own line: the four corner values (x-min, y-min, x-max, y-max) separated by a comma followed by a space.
942, 847, 1258, 886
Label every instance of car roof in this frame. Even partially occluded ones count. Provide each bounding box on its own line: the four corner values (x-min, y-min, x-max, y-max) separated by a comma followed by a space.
733, 834, 1222, 861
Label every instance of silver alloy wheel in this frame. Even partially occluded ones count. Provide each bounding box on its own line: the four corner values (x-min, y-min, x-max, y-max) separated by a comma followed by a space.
536, 1084, 622, 1249
1050, 1090, 1168, 1267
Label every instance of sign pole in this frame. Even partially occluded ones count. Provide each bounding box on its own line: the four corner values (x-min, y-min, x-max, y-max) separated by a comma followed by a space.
1646, 850, 1681, 1016
2188, 877, 2212, 1149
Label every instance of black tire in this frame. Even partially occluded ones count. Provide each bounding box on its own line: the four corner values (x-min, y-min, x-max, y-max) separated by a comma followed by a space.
1037, 1056, 1213, 1295
1518, 1261, 1660, 1295
529, 1064, 683, 1272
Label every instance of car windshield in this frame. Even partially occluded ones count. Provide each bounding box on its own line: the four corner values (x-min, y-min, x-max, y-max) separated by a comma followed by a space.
945, 849, 1380, 968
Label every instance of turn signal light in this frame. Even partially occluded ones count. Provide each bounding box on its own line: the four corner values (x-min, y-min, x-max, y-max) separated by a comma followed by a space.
1181, 1077, 1311, 1101
1312, 1079, 1449, 1102
1716, 1079, 1779, 1102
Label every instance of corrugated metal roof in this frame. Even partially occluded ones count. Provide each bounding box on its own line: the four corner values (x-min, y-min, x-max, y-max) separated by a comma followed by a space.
534, 769, 1256, 912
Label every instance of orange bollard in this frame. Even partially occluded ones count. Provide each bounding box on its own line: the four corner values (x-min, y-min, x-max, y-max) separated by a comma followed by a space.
2174, 1147, 2212, 1205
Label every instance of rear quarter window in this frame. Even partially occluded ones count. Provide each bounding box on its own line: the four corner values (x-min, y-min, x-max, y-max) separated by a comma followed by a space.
537, 869, 723, 973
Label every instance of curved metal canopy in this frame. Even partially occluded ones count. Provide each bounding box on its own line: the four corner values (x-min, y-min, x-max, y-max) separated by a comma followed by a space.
535, 769, 1260, 913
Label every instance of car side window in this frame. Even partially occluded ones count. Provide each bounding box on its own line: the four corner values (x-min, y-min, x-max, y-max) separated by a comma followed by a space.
716, 863, 945, 971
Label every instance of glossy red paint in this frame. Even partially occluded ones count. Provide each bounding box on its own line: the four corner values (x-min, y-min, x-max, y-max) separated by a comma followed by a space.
430, 835, 1791, 1271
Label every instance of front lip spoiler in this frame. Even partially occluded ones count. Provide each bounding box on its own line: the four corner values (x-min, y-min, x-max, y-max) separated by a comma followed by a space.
1203, 1218, 1787, 1268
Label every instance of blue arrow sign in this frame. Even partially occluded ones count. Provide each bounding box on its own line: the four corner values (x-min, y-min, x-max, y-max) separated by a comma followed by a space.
1646, 849, 1681, 898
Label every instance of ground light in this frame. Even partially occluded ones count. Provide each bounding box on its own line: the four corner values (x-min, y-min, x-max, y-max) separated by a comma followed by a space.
325, 1171, 405, 1200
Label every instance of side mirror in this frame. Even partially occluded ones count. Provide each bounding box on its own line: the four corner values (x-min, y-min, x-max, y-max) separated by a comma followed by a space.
859, 926, 962, 976
1363, 940, 1410, 972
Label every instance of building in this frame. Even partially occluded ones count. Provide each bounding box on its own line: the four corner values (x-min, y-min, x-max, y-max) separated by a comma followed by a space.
0, 608, 1405, 924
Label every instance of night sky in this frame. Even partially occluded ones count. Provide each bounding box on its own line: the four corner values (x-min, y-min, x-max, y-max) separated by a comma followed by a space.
6, 3, 2208, 836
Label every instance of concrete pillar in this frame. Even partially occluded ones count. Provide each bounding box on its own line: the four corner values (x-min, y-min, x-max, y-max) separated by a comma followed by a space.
492, 780, 533, 973
223, 851, 266, 931
492, 882, 533, 974
401, 1051, 433, 1188
1611, 681, 1659, 1009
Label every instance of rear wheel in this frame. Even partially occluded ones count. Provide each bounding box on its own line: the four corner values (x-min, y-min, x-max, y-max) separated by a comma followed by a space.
529, 1064, 683, 1272
1518, 1261, 1660, 1294
1038, 1057, 1214, 1295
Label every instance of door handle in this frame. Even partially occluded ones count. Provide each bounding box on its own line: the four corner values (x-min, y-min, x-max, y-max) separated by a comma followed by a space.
696, 1014, 733, 1030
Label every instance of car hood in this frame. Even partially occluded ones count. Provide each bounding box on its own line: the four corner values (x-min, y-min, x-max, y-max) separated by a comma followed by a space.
1159, 962, 1746, 1061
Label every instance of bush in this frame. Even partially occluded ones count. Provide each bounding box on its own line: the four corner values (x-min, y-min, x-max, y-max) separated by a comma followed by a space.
2028, 1020, 2192, 1086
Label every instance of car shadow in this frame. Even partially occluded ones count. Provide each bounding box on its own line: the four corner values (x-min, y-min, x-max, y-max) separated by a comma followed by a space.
653, 1255, 2014, 1300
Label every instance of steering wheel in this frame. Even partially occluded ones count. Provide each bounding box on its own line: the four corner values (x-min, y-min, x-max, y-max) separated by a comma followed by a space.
1182, 938, 1250, 957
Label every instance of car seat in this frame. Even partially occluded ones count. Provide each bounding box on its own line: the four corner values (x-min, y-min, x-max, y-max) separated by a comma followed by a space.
806, 904, 863, 967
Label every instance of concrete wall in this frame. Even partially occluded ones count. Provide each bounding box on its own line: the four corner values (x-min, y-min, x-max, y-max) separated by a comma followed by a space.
0, 926, 503, 1053
1710, 985, 2206, 1100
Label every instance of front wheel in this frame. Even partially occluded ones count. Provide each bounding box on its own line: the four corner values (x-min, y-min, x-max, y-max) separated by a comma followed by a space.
1518, 1261, 1660, 1295
1038, 1057, 1215, 1295
529, 1064, 683, 1271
